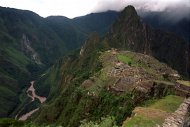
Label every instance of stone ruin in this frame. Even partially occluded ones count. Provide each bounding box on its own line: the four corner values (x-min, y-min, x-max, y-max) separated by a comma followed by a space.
163, 97, 190, 127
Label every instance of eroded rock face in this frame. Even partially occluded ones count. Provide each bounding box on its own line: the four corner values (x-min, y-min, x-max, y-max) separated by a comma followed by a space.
21, 34, 42, 65
163, 97, 190, 127
81, 79, 94, 88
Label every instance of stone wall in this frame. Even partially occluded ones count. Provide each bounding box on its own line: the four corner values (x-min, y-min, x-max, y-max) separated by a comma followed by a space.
162, 97, 190, 127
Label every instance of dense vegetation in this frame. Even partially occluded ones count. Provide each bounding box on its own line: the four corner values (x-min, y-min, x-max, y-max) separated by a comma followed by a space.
0, 7, 117, 118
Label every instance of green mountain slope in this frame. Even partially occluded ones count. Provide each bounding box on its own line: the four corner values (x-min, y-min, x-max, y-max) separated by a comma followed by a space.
45, 16, 85, 50
0, 7, 67, 66
72, 11, 118, 36
46, 11, 118, 50
0, 7, 118, 118
0, 7, 66, 117
0, 31, 31, 117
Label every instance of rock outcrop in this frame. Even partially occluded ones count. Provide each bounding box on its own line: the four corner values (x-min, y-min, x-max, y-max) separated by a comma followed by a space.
21, 34, 42, 65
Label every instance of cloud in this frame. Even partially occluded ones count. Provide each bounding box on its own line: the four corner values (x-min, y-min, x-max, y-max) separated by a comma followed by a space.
0, 0, 189, 19
92, 0, 127, 12
92, 0, 190, 22
0, 0, 100, 18
93, 0, 190, 12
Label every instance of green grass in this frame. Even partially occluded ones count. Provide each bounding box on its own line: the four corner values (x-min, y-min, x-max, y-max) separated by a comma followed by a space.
117, 54, 133, 65
123, 95, 184, 127
117, 54, 162, 79
0, 86, 18, 116
177, 80, 190, 87
0, 118, 62, 127
80, 116, 118, 127
123, 116, 157, 127
122, 107, 169, 127
149, 95, 184, 113
99, 69, 107, 81
0, 118, 24, 127
0, 43, 35, 118
0, 86, 17, 98
5, 46, 30, 69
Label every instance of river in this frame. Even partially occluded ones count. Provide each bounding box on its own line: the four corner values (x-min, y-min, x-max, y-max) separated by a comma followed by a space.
15, 81, 46, 121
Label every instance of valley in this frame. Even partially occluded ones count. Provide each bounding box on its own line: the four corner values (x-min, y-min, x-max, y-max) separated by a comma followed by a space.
0, 6, 117, 119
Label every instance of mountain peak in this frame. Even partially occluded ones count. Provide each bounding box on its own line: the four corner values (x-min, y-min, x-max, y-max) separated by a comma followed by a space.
110, 5, 139, 33
121, 5, 138, 19
123, 5, 137, 15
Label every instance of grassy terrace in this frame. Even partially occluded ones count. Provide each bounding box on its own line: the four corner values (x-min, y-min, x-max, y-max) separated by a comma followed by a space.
117, 54, 133, 65
122, 95, 184, 127
177, 80, 190, 87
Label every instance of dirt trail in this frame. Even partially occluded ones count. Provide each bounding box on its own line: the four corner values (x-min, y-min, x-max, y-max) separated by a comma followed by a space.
16, 81, 46, 121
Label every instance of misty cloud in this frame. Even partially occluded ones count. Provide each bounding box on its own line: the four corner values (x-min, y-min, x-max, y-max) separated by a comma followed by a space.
93, 0, 190, 21
0, 0, 189, 19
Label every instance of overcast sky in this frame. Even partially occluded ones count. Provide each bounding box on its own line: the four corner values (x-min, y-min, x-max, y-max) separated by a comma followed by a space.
0, 0, 189, 18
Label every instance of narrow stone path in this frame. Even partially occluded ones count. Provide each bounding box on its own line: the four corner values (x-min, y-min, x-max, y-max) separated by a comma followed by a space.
162, 97, 190, 127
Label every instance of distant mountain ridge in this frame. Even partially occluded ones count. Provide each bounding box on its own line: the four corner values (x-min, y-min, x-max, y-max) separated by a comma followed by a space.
46, 10, 118, 49
0, 6, 117, 117
139, 10, 190, 42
